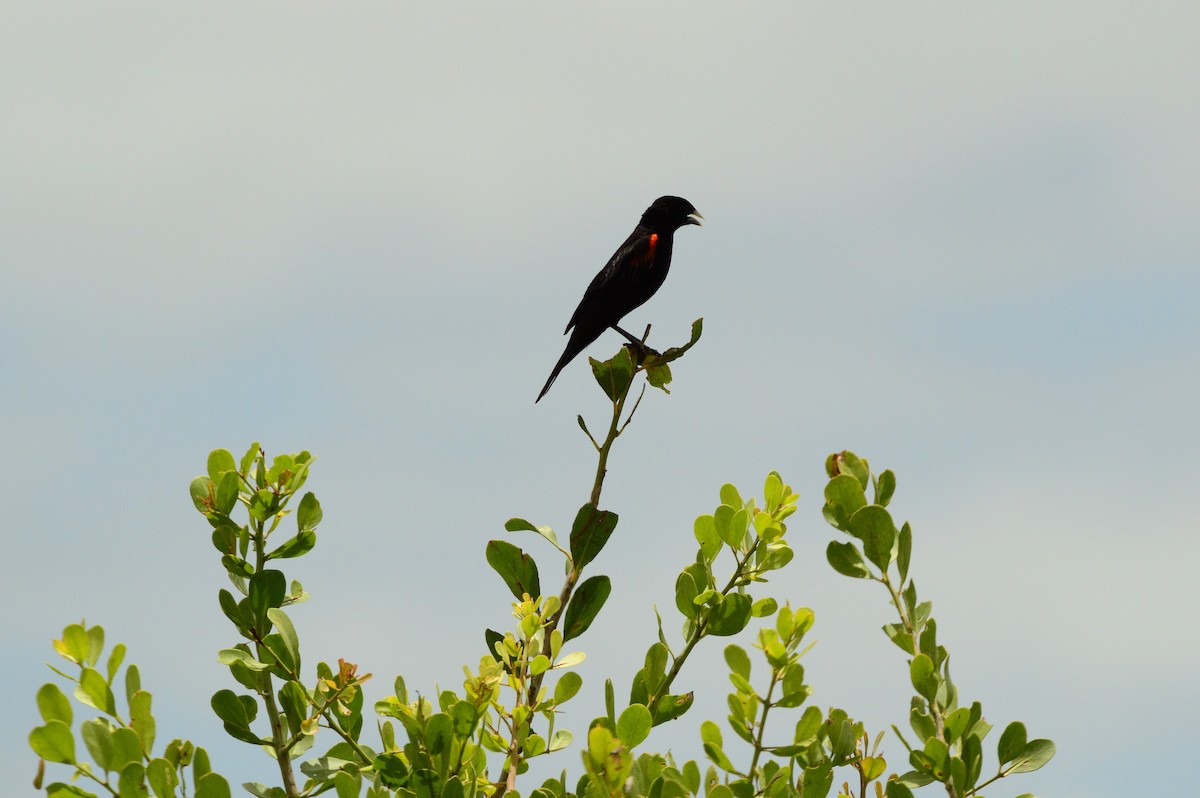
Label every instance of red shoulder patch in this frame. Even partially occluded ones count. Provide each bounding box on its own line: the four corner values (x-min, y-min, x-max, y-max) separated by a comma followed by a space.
648, 233, 658, 255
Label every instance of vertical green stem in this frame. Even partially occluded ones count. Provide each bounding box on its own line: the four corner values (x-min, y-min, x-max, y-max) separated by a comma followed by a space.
747, 668, 781, 782
646, 548, 751, 715
252, 516, 299, 798
498, 370, 633, 795
882, 573, 957, 798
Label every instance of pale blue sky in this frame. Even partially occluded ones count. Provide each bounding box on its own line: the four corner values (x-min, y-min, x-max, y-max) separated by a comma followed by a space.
3, 4, 1197, 797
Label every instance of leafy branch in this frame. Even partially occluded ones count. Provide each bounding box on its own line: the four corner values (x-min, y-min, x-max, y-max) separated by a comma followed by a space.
823, 450, 1055, 798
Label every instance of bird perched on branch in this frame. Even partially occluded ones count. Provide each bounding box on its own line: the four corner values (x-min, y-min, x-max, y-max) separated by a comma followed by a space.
536, 195, 702, 403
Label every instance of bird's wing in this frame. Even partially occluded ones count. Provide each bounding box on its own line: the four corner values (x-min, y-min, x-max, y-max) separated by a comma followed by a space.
563, 229, 658, 334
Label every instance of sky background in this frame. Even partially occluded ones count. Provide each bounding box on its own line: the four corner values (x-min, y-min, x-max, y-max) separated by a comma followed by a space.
3, 4, 1197, 797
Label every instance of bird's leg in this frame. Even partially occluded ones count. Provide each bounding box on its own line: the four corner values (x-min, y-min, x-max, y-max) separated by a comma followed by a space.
612, 324, 645, 346
613, 324, 660, 364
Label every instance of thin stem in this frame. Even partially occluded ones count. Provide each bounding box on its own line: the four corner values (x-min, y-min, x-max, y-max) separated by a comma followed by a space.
968, 767, 1013, 796
747, 668, 781, 782
590, 389, 627, 507
315, 683, 374, 764
881, 573, 957, 798
251, 517, 300, 798
75, 765, 119, 798
498, 357, 644, 795
647, 548, 752, 715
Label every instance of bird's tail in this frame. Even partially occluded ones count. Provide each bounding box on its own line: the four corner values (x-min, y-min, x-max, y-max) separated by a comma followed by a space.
535, 343, 576, 400
540, 328, 595, 400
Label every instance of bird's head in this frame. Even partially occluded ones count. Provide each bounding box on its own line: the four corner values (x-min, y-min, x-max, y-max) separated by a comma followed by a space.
642, 195, 703, 231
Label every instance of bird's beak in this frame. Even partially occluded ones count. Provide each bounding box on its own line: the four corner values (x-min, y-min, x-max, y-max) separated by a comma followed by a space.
687, 211, 704, 226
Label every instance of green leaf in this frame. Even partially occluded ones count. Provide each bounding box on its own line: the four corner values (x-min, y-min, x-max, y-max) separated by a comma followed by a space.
760, 543, 793, 572
834, 451, 870, 488
909, 654, 938, 702
211, 525, 237, 556
269, 529, 316, 560
215, 471, 239, 515
190, 476, 216, 515
713, 505, 747, 547
1007, 739, 1055, 773
296, 492, 322, 531
195, 772, 233, 798
248, 569, 287, 632
728, 672, 754, 698
425, 713, 453, 756
217, 648, 270, 672
46, 784, 99, 798
645, 361, 672, 391
554, 671, 583, 705
76, 668, 116, 715
693, 515, 721, 562
963, 731, 983, 789
943, 707, 970, 744
54, 624, 86, 665
278, 680, 307, 738
777, 663, 810, 708
674, 569, 701, 619
617, 704, 652, 748
267, 608, 300, 673
208, 449, 237, 482
109, 727, 143, 772
702, 737, 735, 773
106, 643, 126, 684
37, 683, 73, 725
822, 474, 866, 531
910, 707, 936, 744
117, 761, 148, 798
374, 753, 410, 789
569, 504, 618, 570
651, 692, 693, 725
875, 470, 896, 506
210, 690, 263, 745
883, 623, 914, 655
441, 778, 466, 798
147, 757, 177, 798
897, 522, 912, 582
124, 664, 141, 705
641, 643, 668, 694
849, 506, 897, 570
563, 575, 611, 642
128, 691, 155, 756
239, 443, 260, 476
86, 624, 105, 664
723, 645, 751, 680
885, 781, 914, 798
706, 594, 752, 636
485, 540, 541, 600
793, 706, 823, 746
193, 744, 210, 776
998, 721, 1027, 764
30, 721, 76, 763
484, 629, 504, 663
590, 347, 635, 401
507, 517, 567, 556
220, 555, 254, 579
751, 597, 778, 617
826, 541, 871, 578
646, 318, 703, 365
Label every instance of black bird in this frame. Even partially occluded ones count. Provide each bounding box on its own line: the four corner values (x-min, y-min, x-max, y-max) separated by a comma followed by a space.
536, 195, 702, 402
